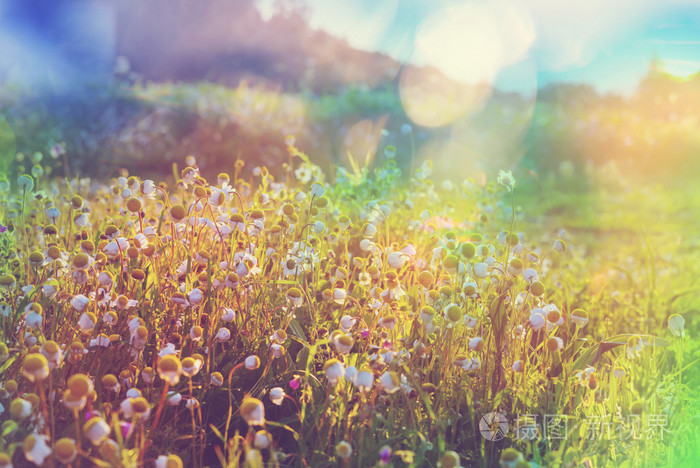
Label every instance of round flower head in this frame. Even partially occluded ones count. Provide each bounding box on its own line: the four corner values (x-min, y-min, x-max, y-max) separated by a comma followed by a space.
158, 355, 183, 385
499, 448, 524, 468
40, 340, 63, 369
10, 397, 32, 420
181, 356, 203, 377
286, 287, 303, 308
333, 333, 354, 355
22, 353, 49, 382
438, 451, 461, 468
571, 309, 589, 328
54, 437, 78, 464
354, 370, 374, 392
668, 314, 685, 337
529, 309, 546, 332
83, 417, 110, 446
336, 441, 352, 459
324, 359, 345, 385
379, 371, 400, 394
121, 397, 151, 420
23, 433, 51, 466
469, 337, 485, 352
245, 355, 261, 370
240, 397, 265, 426
269, 387, 285, 405
473, 262, 489, 279
254, 430, 273, 449
211, 372, 224, 387
155, 454, 184, 468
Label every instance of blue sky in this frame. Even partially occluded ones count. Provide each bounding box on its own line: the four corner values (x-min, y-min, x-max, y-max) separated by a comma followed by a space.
258, 0, 700, 95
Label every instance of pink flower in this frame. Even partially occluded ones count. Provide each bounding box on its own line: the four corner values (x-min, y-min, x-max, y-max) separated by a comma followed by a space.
289, 378, 300, 390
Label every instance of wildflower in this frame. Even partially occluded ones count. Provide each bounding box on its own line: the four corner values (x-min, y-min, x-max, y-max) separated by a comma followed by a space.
336, 441, 352, 459
10, 398, 32, 420
553, 239, 567, 252
17, 174, 34, 192
469, 337, 485, 352
269, 329, 287, 344
157, 355, 182, 385
668, 314, 685, 337
571, 309, 589, 328
310, 182, 325, 198
333, 334, 354, 354
438, 451, 461, 468
182, 356, 203, 377
269, 387, 285, 405
499, 448, 524, 468
78, 312, 97, 332
462, 357, 481, 371
245, 355, 261, 370
186, 398, 199, 410
379, 445, 392, 465
512, 360, 524, 372
120, 397, 151, 420
40, 340, 62, 369
22, 433, 51, 466
340, 315, 357, 332
286, 288, 303, 308
379, 371, 401, 394
155, 454, 183, 468
497, 170, 516, 189
102, 374, 120, 393
221, 307, 236, 322
354, 370, 374, 392
613, 367, 625, 378
473, 262, 489, 279
22, 353, 49, 382
54, 438, 78, 464
215, 328, 231, 342
522, 268, 538, 284
190, 325, 203, 342
546, 336, 564, 351
252, 430, 272, 450
324, 359, 345, 385
83, 417, 111, 445
240, 397, 265, 426
167, 392, 182, 406
529, 309, 546, 331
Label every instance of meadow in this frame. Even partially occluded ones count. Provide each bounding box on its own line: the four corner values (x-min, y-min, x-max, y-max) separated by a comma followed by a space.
0, 130, 698, 468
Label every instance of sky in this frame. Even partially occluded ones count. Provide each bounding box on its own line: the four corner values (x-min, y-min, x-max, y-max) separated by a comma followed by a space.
257, 0, 700, 95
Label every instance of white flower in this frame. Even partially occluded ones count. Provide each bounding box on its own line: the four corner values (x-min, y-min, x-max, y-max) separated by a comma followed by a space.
462, 357, 481, 371
529, 310, 546, 331
245, 355, 260, 370
354, 370, 374, 392
340, 315, 357, 332
71, 294, 90, 311
167, 392, 182, 406
23, 433, 52, 465
468, 337, 484, 352
269, 387, 285, 405
497, 170, 516, 189
188, 288, 203, 305
522, 268, 538, 284
24, 311, 43, 330
221, 307, 236, 322
254, 430, 272, 449
78, 312, 96, 332
387, 252, 404, 269
668, 314, 685, 337
324, 359, 345, 385
215, 328, 231, 342
333, 288, 346, 305
473, 262, 489, 279
310, 182, 325, 197
83, 417, 110, 446
344, 366, 358, 383
378, 371, 400, 394
512, 360, 524, 372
